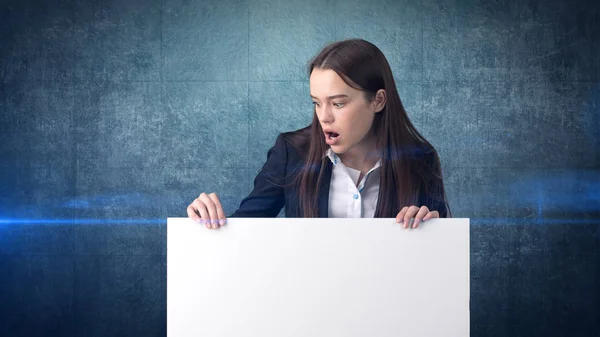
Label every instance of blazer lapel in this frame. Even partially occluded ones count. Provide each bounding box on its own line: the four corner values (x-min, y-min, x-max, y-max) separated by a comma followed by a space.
317, 160, 333, 218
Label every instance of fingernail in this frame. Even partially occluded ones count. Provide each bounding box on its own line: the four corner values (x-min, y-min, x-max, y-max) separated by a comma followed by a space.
195, 218, 201, 223
199, 219, 205, 225
219, 219, 225, 226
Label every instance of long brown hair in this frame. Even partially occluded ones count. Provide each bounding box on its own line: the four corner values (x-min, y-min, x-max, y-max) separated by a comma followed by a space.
285, 38, 450, 218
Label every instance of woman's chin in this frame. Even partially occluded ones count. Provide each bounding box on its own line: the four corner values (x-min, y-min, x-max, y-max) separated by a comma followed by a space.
330, 144, 346, 154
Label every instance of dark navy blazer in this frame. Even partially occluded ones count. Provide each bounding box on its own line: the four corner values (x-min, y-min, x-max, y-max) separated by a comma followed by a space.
228, 132, 449, 218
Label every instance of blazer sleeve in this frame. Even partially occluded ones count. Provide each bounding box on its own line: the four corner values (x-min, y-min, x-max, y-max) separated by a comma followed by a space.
419, 148, 451, 218
227, 134, 287, 218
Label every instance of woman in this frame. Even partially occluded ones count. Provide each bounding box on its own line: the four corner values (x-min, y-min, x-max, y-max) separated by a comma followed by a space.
187, 38, 451, 229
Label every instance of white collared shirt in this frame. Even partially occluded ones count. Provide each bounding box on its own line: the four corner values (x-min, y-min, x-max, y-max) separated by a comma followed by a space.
325, 148, 381, 218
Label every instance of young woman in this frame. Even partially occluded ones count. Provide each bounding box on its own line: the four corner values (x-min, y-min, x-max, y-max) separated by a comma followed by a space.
187, 39, 451, 229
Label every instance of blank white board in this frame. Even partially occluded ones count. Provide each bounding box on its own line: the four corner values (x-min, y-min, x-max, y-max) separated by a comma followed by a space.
167, 218, 470, 337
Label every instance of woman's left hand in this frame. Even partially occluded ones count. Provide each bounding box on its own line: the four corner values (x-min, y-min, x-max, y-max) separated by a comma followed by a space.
396, 205, 439, 229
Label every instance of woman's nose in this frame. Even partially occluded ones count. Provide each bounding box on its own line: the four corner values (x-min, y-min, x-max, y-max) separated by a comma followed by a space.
317, 105, 333, 123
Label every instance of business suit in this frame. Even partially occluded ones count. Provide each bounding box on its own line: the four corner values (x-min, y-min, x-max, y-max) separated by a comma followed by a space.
228, 129, 449, 218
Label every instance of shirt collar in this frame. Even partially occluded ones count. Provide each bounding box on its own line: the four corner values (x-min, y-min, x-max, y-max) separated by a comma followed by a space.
324, 148, 338, 165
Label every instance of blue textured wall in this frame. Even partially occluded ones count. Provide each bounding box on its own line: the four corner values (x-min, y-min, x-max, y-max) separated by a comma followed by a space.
1, 0, 599, 336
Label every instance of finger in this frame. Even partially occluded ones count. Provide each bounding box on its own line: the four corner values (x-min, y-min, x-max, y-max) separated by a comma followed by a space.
422, 210, 439, 222
396, 206, 409, 223
186, 203, 202, 223
208, 193, 227, 226
412, 206, 430, 228
191, 198, 211, 229
403, 206, 420, 229
199, 193, 219, 229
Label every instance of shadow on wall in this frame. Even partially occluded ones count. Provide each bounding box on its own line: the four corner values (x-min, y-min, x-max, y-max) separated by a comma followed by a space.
585, 82, 600, 150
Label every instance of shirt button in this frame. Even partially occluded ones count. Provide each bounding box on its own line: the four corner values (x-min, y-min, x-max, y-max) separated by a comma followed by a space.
353, 194, 359, 200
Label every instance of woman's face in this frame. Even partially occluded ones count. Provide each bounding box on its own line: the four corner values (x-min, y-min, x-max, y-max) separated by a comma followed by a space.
309, 68, 385, 156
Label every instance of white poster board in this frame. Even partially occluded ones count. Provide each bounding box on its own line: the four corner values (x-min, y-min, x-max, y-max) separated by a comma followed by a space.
167, 218, 470, 337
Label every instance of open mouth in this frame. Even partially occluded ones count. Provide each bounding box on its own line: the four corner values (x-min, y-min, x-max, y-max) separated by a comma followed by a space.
325, 132, 339, 140
324, 131, 341, 145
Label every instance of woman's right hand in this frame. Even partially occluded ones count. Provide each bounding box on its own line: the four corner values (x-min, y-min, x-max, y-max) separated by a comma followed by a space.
187, 192, 226, 229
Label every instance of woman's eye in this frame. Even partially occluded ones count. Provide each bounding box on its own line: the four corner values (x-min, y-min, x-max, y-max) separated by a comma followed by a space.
333, 103, 345, 108
312, 102, 320, 107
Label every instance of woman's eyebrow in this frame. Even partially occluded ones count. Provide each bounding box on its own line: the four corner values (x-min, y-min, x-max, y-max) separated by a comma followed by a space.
310, 94, 349, 100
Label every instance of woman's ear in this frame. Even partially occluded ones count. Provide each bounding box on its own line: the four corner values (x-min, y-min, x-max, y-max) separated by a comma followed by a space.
373, 89, 386, 113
